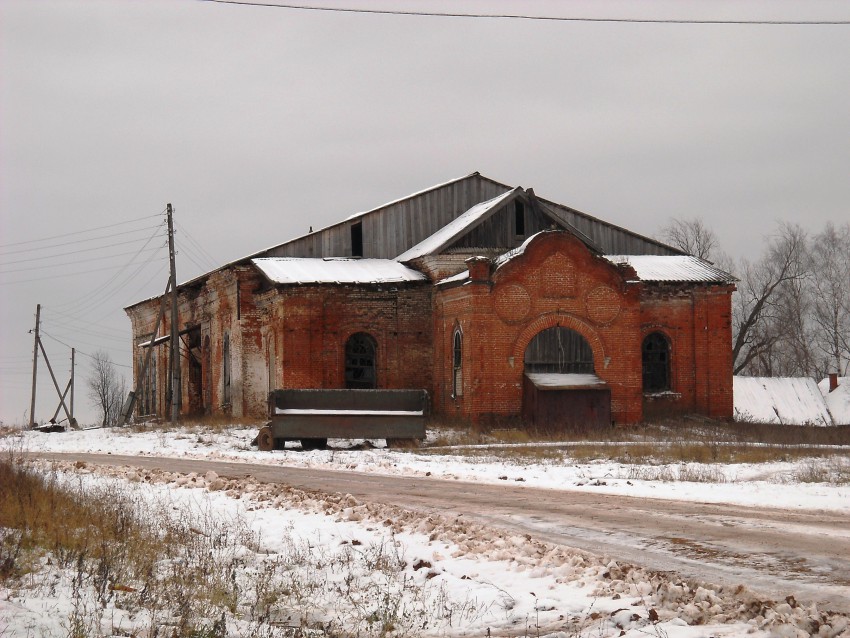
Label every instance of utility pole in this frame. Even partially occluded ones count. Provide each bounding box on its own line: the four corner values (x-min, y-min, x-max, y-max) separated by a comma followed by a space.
29, 304, 41, 429
70, 348, 75, 423
167, 203, 181, 424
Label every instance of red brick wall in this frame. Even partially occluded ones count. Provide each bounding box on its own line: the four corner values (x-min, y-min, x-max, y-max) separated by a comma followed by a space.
126, 237, 734, 425
639, 284, 734, 420
259, 283, 433, 394
434, 232, 644, 425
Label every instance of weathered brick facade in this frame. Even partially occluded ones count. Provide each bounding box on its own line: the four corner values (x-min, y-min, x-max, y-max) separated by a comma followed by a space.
432, 233, 734, 425
125, 174, 735, 427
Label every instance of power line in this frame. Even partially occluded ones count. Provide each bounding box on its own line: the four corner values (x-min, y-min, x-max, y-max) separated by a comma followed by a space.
197, 0, 850, 25
0, 234, 165, 267
0, 223, 164, 258
0, 245, 162, 274
0, 213, 164, 250
0, 256, 168, 286
40, 331, 133, 369
52, 224, 167, 313
174, 220, 219, 270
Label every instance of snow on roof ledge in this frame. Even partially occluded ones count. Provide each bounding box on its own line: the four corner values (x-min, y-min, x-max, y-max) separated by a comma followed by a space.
734, 376, 834, 426
604, 255, 737, 283
252, 258, 427, 285
525, 373, 607, 389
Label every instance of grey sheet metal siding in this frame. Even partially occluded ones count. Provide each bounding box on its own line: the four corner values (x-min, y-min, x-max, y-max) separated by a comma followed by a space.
261, 174, 677, 260
262, 174, 512, 260
451, 201, 555, 250
542, 200, 681, 256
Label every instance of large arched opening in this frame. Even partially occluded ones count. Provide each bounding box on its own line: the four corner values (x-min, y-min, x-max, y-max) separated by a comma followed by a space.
522, 326, 610, 432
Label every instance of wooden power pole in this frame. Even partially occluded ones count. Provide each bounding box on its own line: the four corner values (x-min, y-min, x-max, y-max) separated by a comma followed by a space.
167, 203, 181, 424
29, 303, 41, 429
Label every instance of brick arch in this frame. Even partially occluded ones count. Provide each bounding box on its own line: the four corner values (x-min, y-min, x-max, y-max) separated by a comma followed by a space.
342, 330, 378, 389
512, 313, 607, 372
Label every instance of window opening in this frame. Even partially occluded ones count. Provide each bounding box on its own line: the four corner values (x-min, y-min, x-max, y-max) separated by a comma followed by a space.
642, 332, 670, 392
514, 201, 526, 236
222, 332, 232, 405
345, 332, 377, 389
351, 222, 363, 257
268, 333, 276, 393
524, 327, 593, 374
452, 328, 463, 398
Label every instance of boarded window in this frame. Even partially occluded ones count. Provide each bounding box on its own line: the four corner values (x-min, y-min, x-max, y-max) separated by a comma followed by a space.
524, 327, 594, 374
642, 332, 670, 392
267, 333, 276, 393
345, 332, 377, 389
452, 328, 463, 398
222, 332, 232, 405
138, 354, 157, 416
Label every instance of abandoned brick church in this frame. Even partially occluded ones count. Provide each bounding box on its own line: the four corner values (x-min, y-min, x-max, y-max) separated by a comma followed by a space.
125, 172, 737, 428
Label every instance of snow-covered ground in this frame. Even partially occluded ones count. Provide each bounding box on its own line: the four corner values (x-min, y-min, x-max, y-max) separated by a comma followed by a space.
1, 425, 849, 637
10, 424, 850, 513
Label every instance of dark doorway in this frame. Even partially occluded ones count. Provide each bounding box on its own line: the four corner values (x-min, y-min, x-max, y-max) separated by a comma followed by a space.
522, 326, 609, 431
186, 327, 203, 415
642, 332, 670, 392
524, 326, 594, 374
345, 332, 377, 389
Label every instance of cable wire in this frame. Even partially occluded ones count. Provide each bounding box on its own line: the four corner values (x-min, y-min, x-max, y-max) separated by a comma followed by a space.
40, 331, 134, 369
0, 212, 164, 249
0, 245, 162, 274
197, 0, 850, 25
0, 224, 164, 258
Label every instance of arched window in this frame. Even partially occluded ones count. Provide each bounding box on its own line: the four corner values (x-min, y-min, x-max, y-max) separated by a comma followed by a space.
642, 332, 670, 392
524, 327, 594, 374
452, 328, 463, 398
345, 332, 377, 389
222, 332, 232, 405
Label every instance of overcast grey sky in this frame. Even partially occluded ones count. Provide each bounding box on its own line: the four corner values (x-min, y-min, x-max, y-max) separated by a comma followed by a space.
2, 0, 849, 425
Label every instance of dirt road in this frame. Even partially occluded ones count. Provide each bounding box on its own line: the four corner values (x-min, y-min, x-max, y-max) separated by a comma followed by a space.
44, 452, 850, 612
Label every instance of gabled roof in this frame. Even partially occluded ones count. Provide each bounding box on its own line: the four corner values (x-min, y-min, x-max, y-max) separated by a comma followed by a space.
734, 376, 834, 426
252, 258, 426, 285
396, 188, 522, 262
604, 255, 737, 284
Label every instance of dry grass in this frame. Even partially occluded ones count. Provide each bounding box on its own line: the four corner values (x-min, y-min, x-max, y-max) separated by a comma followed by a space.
421, 418, 850, 466
130, 413, 261, 434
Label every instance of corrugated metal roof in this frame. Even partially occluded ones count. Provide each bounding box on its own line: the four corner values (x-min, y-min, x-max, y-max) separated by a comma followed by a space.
734, 376, 834, 426
604, 255, 737, 283
396, 188, 522, 262
252, 258, 426, 285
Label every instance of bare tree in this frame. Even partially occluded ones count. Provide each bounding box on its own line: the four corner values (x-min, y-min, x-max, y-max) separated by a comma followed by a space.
660, 218, 719, 261
87, 350, 126, 427
732, 223, 809, 375
809, 222, 850, 377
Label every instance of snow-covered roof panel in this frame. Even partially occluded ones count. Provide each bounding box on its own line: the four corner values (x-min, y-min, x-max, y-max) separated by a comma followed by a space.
252, 258, 427, 285
733, 376, 834, 426
396, 188, 522, 262
818, 377, 850, 425
604, 255, 737, 283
